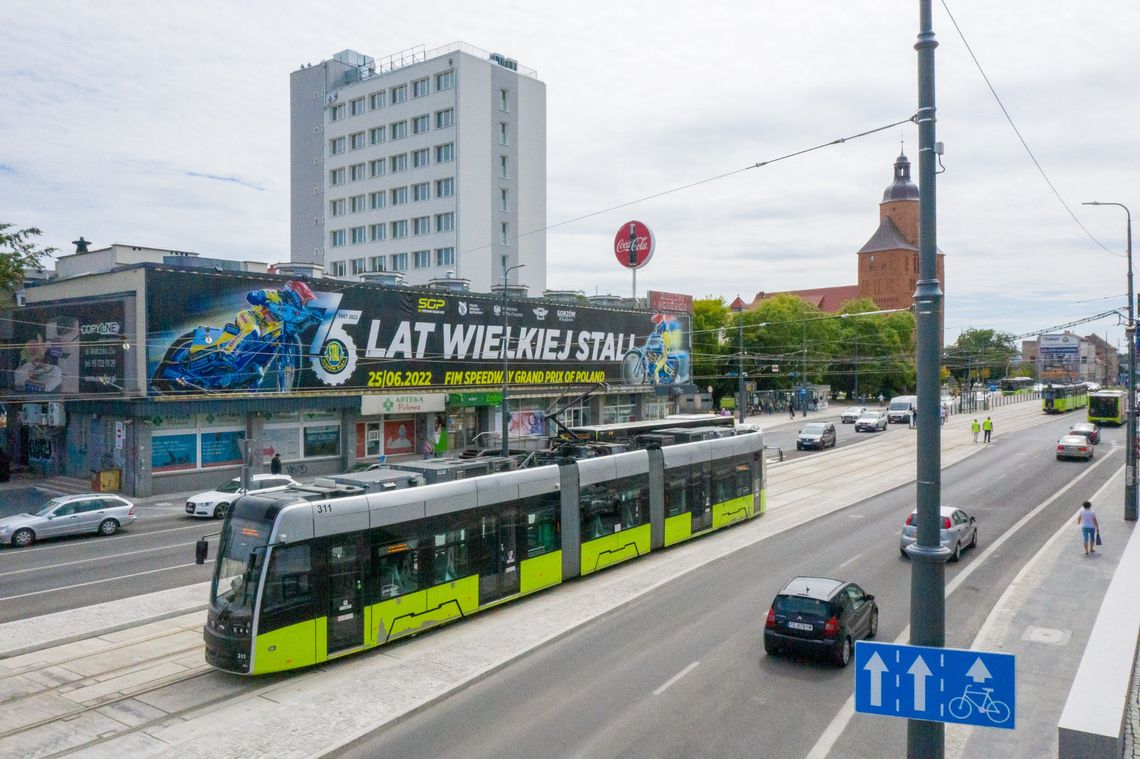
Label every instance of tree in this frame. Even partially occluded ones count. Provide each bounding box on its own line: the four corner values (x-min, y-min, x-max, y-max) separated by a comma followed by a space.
943, 328, 1018, 390
822, 298, 916, 399
691, 297, 731, 397
0, 224, 56, 296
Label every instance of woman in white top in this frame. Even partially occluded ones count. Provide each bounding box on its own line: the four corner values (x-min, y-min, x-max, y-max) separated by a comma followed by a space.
1076, 500, 1100, 555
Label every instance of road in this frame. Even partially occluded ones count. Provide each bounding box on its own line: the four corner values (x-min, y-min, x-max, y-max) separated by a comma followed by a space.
347, 413, 1119, 758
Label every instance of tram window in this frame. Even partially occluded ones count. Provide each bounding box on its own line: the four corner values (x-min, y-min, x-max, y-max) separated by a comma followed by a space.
733, 456, 752, 497
712, 460, 737, 503
261, 545, 313, 617
432, 529, 469, 584
376, 542, 419, 599
689, 463, 711, 510
610, 474, 648, 529
523, 495, 560, 557
579, 484, 615, 539
664, 469, 688, 517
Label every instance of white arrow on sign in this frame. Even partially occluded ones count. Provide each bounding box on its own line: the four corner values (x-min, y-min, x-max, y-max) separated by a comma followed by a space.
908, 655, 933, 711
863, 652, 888, 707
966, 658, 992, 683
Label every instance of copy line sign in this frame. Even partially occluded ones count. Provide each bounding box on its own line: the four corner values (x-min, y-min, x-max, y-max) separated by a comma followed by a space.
854, 640, 1015, 729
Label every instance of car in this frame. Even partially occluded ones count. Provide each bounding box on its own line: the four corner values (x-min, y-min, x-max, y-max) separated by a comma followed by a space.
185, 474, 299, 518
0, 494, 137, 547
840, 406, 866, 424
764, 576, 878, 667
796, 422, 837, 450
854, 410, 888, 432
1069, 422, 1101, 445
1056, 434, 1094, 461
899, 505, 978, 562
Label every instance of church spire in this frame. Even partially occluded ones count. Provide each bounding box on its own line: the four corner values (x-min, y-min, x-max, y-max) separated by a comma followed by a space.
882, 151, 919, 202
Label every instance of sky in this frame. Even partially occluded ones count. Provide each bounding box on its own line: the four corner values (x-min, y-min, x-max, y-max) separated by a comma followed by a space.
3, 1, 1139, 349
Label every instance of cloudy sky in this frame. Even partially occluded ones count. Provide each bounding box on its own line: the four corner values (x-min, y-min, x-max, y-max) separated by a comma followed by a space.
3, 1, 1138, 348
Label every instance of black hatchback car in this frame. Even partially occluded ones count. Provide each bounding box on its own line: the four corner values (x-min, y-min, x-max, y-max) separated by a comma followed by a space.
764, 576, 878, 667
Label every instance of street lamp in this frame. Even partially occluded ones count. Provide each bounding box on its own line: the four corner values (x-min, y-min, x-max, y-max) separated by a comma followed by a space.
500, 259, 525, 458
1083, 201, 1135, 521
730, 296, 747, 423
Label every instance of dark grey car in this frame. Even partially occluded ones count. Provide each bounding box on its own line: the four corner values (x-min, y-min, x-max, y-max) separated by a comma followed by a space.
797, 422, 837, 450
764, 576, 878, 667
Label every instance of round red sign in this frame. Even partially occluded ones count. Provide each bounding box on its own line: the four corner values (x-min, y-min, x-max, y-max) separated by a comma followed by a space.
614, 220, 655, 270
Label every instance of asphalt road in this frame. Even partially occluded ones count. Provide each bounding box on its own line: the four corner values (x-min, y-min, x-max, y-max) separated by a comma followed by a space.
349, 413, 1120, 758
763, 407, 914, 462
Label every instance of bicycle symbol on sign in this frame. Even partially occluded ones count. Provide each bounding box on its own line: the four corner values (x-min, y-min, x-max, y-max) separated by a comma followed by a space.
948, 684, 1011, 724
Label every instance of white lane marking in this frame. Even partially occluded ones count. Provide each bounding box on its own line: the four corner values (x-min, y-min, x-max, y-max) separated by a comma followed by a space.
0, 542, 196, 578
804, 453, 1116, 759
653, 661, 699, 696
838, 552, 863, 569
0, 562, 204, 602
0, 522, 209, 558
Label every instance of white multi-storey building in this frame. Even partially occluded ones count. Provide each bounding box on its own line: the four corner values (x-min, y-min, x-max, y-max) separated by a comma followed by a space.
290, 43, 546, 294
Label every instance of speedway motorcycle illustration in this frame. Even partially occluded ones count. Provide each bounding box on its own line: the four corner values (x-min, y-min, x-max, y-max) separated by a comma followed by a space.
620, 313, 690, 386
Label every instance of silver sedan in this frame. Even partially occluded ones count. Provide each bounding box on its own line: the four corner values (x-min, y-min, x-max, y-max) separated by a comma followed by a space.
900, 506, 978, 562
1056, 434, 1094, 461
840, 406, 866, 423
0, 494, 137, 547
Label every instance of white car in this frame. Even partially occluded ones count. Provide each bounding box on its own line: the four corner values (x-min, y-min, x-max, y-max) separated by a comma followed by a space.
185, 474, 299, 519
840, 406, 866, 424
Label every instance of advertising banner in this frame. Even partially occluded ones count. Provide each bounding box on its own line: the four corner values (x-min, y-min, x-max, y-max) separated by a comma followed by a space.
1039, 333, 1078, 381
2, 300, 126, 396
145, 270, 691, 397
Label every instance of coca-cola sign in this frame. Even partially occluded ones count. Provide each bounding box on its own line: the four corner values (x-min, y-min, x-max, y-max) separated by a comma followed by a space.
614, 220, 655, 270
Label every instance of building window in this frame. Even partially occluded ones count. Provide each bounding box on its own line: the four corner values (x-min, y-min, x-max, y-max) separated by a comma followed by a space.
329, 136, 345, 155
390, 153, 407, 173
390, 84, 406, 104
349, 163, 366, 182
370, 159, 385, 178
369, 191, 385, 210
412, 78, 430, 98
369, 91, 385, 110
499, 122, 508, 145
435, 143, 454, 163
349, 195, 366, 213
435, 70, 455, 91
329, 167, 345, 186
499, 89, 509, 111
369, 223, 386, 242
435, 247, 455, 267
330, 260, 347, 277
390, 220, 408, 239
412, 216, 431, 236
350, 131, 366, 150
412, 182, 430, 201
390, 252, 407, 271
500, 222, 509, 245
413, 250, 430, 269
500, 188, 508, 212
369, 255, 385, 271
436, 108, 454, 129
330, 103, 345, 122
499, 155, 509, 178
412, 114, 430, 135
435, 177, 454, 197
330, 229, 346, 248
412, 148, 430, 169
390, 120, 407, 141
435, 212, 454, 232
390, 186, 408, 205
350, 97, 366, 116
369, 126, 386, 144
330, 198, 346, 217
350, 226, 366, 244
351, 257, 366, 274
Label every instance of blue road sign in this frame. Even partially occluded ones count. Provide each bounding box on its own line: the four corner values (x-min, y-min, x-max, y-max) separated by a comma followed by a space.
854, 641, 1015, 729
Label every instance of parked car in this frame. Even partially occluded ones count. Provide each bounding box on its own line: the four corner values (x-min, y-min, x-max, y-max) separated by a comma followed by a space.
840, 406, 866, 424
796, 422, 837, 450
899, 505, 978, 562
1069, 422, 1101, 445
1056, 434, 1094, 461
854, 410, 888, 432
0, 494, 137, 547
185, 474, 299, 518
764, 576, 878, 667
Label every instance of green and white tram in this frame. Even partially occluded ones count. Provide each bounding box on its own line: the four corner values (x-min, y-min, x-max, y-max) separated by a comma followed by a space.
1088, 389, 1126, 426
1042, 383, 1089, 414
198, 432, 765, 675
999, 377, 1034, 396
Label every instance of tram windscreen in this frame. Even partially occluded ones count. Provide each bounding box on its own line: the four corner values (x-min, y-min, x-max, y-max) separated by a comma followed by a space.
211, 513, 271, 613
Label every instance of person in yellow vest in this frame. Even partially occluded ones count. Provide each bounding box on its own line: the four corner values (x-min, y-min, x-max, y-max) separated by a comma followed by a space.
982, 416, 993, 443
971, 419, 980, 443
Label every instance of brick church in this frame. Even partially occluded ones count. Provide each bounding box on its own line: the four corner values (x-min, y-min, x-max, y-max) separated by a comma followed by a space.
748, 152, 945, 329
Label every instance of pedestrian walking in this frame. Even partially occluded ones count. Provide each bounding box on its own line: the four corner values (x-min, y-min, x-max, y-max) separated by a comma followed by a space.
908, 406, 916, 429
789, 403, 795, 420
270, 452, 282, 475
982, 416, 993, 443
422, 439, 434, 460
1076, 500, 1100, 555
940, 404, 948, 425
970, 419, 980, 443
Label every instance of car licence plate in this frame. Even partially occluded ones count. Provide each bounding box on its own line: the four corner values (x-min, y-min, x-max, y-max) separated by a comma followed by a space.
787, 621, 813, 631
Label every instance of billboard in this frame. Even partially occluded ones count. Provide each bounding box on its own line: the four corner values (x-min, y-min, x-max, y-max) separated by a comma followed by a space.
145, 270, 691, 397
1038, 333, 1079, 381
1, 300, 126, 396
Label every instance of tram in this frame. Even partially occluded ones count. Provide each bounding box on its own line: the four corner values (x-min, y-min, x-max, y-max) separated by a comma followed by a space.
563, 414, 736, 444
1088, 389, 1126, 426
197, 432, 765, 675
999, 377, 1034, 396
1042, 383, 1089, 414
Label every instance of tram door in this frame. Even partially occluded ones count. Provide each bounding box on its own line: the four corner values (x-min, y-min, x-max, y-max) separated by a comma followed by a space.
326, 536, 365, 654
690, 463, 713, 533
477, 508, 521, 604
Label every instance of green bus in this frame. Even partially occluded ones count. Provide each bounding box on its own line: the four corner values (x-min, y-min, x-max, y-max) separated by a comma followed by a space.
1088, 389, 1126, 426
1043, 383, 1089, 414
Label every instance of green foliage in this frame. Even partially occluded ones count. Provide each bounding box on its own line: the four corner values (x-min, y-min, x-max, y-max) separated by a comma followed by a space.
943, 328, 1018, 388
691, 297, 731, 394
0, 224, 55, 295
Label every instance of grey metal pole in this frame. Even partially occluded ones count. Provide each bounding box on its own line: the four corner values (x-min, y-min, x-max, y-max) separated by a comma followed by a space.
738, 305, 746, 424
908, 1, 948, 756
1084, 202, 1135, 520
801, 319, 808, 417
500, 261, 524, 459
